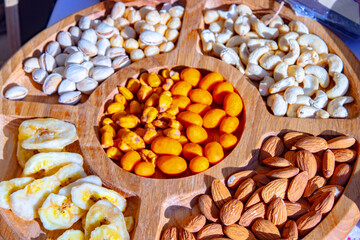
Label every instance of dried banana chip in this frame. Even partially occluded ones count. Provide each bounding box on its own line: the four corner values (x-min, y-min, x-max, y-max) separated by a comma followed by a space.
125, 216, 134, 232
0, 177, 34, 209
57, 229, 85, 240
89, 225, 124, 240
16, 141, 36, 168
19, 118, 78, 150
58, 175, 102, 197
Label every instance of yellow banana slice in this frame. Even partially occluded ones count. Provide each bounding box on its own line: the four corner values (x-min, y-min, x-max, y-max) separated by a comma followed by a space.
16, 140, 36, 168
9, 163, 85, 220
85, 200, 129, 240
38, 193, 85, 230
23, 152, 83, 177
0, 177, 34, 209
71, 183, 126, 212
125, 216, 134, 233
58, 175, 102, 197
38, 148, 65, 152
18, 118, 78, 150
57, 229, 85, 240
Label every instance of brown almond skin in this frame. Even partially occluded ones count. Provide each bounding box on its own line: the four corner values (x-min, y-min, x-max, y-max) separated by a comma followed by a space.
327, 136, 356, 149
212, 180, 232, 209
178, 229, 195, 240
266, 197, 287, 227
266, 166, 299, 179
287, 171, 309, 202
310, 191, 335, 214
296, 211, 322, 236
303, 175, 327, 197
252, 218, 281, 240
262, 157, 291, 168
308, 185, 344, 203
260, 136, 284, 160
295, 150, 317, 179
328, 163, 352, 186
234, 178, 256, 202
227, 170, 257, 188
285, 201, 310, 218
333, 149, 357, 163
314, 153, 323, 172
197, 223, 224, 240
198, 194, 220, 223
283, 131, 310, 149
239, 202, 266, 227
224, 224, 256, 240
253, 174, 271, 188
294, 136, 328, 153
284, 151, 297, 166
220, 199, 243, 226
182, 214, 206, 233
322, 149, 335, 179
162, 226, 179, 240
282, 220, 298, 240
261, 178, 288, 203
245, 186, 264, 209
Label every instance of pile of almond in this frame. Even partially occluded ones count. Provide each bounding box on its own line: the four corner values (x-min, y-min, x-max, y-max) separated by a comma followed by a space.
161, 132, 357, 239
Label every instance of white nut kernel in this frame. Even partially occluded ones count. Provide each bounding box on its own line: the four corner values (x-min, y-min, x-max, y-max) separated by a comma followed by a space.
297, 34, 328, 54
284, 86, 304, 104
267, 94, 288, 116
310, 90, 328, 109
303, 75, 319, 96
24, 57, 40, 73
130, 49, 145, 61
326, 73, 349, 99
318, 53, 343, 77
289, 20, 309, 34
304, 65, 329, 88
269, 76, 296, 94
4, 86, 28, 100
327, 96, 354, 118
287, 65, 305, 83
259, 76, 275, 96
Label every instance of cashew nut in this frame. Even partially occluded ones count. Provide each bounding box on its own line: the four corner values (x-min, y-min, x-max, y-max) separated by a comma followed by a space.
261, 14, 284, 28
310, 90, 328, 109
204, 10, 220, 24
297, 106, 330, 118
201, 30, 215, 53
327, 96, 354, 118
304, 65, 330, 88
284, 86, 304, 104
288, 65, 305, 83
234, 16, 250, 36
286, 95, 312, 117
303, 75, 319, 96
318, 53, 343, 77
218, 5, 237, 20
209, 20, 224, 33
224, 18, 234, 30
245, 31, 260, 39
226, 35, 247, 47
269, 76, 295, 94
278, 24, 290, 34
247, 39, 278, 52
216, 29, 233, 44
248, 46, 270, 64
245, 63, 271, 81
297, 34, 328, 54
326, 73, 349, 99
281, 39, 300, 65
220, 47, 241, 66
259, 52, 282, 70
267, 94, 288, 116
252, 19, 279, 39
213, 42, 226, 57
289, 20, 309, 34
300, 46, 313, 53
259, 76, 275, 96
274, 62, 288, 81
239, 42, 249, 65
278, 32, 299, 51
236, 4, 252, 16
297, 50, 319, 67
275, 50, 285, 58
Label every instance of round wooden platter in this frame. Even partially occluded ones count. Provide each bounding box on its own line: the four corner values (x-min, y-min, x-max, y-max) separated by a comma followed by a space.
1, 0, 360, 239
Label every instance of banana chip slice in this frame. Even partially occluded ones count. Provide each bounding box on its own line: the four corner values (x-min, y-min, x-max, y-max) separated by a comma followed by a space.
19, 118, 78, 150
16, 141, 36, 168
58, 175, 102, 197
71, 183, 126, 212
85, 200, 129, 240
124, 216, 134, 233
9, 163, 85, 220
39, 193, 85, 230
57, 229, 85, 240
0, 177, 34, 209
23, 152, 83, 177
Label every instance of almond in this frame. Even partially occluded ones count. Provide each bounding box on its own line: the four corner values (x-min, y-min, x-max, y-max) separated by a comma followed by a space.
253, 174, 271, 188
308, 185, 344, 203
287, 171, 309, 202
220, 199, 243, 226
262, 157, 291, 168
266, 197, 287, 227
182, 214, 206, 233
197, 223, 224, 240
303, 175, 326, 197
333, 149, 357, 163
234, 178, 256, 202
245, 186, 264, 209
285, 201, 310, 218
212, 179, 232, 209
178, 229, 196, 240
295, 150, 317, 179
282, 220, 298, 240
294, 136, 328, 153
283, 131, 310, 149
322, 149, 335, 179
329, 163, 352, 186
198, 194, 220, 223
314, 153, 322, 172
251, 218, 281, 240
284, 151, 297, 166
296, 211, 322, 235
327, 136, 356, 149
227, 170, 257, 188
224, 224, 256, 240
162, 226, 179, 240
261, 179, 288, 203
310, 191, 335, 214
266, 166, 299, 179
260, 136, 284, 160
239, 202, 266, 227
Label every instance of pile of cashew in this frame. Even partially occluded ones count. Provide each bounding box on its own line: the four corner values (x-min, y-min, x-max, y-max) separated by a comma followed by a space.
201, 4, 353, 118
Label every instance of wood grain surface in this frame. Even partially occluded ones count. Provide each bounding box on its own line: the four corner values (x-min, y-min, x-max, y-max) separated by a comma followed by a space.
1, 0, 360, 239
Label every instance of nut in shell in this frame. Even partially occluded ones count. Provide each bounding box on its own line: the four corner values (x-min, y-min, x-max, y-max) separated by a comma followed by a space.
79, 16, 91, 30
42, 73, 63, 95
23, 57, 40, 73
76, 77, 98, 95
91, 56, 112, 68
96, 22, 115, 39
97, 38, 111, 56
58, 91, 82, 105
140, 30, 165, 46
57, 31, 73, 48
45, 41, 61, 57
65, 51, 84, 66
39, 53, 56, 73
4, 86, 28, 100
58, 79, 76, 95
32, 68, 48, 84
69, 26, 82, 44
55, 53, 68, 67
90, 66, 114, 82
65, 64, 88, 83
81, 29, 98, 44
112, 55, 131, 70
78, 39, 98, 57
106, 47, 126, 59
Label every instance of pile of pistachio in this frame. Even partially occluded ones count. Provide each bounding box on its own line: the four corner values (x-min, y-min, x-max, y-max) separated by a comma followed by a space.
6, 2, 184, 104
201, 4, 353, 118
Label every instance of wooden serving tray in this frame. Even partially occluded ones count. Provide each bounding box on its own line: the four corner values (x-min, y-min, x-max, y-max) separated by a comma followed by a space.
1, 0, 360, 239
